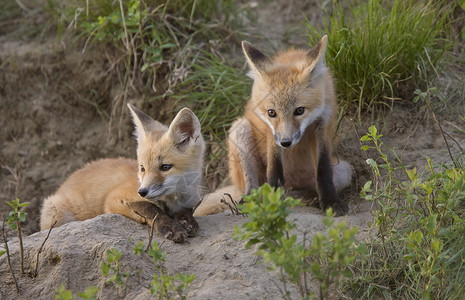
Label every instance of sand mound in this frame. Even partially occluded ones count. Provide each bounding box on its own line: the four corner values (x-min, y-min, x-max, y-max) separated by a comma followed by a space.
0, 204, 372, 299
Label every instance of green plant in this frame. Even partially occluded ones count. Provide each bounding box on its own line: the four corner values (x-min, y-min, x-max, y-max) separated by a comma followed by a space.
77, 286, 99, 300
55, 285, 74, 300
133, 241, 195, 299
306, 0, 452, 119
5, 198, 29, 231
347, 125, 465, 299
359, 125, 402, 241
234, 184, 361, 299
5, 198, 29, 275
55, 284, 98, 300
101, 248, 129, 291
48, 0, 240, 116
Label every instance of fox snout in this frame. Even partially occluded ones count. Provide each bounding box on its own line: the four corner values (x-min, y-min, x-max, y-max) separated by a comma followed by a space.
138, 187, 148, 197
279, 138, 292, 148
274, 130, 302, 149
137, 182, 166, 199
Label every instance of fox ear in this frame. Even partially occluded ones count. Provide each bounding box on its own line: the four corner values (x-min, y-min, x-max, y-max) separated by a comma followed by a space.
304, 35, 329, 80
127, 103, 166, 142
242, 41, 271, 79
168, 108, 202, 151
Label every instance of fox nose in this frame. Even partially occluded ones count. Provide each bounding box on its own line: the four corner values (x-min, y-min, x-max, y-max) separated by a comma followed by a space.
138, 188, 148, 198
280, 140, 292, 148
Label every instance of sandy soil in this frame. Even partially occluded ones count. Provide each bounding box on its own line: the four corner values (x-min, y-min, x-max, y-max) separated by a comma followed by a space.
0, 1, 464, 299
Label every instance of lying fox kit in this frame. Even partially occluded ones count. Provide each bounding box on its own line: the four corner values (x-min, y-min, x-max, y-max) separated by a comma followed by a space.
196, 35, 351, 216
40, 104, 205, 242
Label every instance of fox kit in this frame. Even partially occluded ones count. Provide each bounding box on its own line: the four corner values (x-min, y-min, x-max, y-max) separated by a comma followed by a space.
196, 35, 351, 216
40, 104, 205, 242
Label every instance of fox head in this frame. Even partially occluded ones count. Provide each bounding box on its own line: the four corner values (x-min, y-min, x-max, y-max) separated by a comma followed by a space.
242, 35, 334, 148
127, 104, 205, 207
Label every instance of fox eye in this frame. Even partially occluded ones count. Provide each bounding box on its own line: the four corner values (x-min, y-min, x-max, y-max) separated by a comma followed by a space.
160, 164, 173, 172
294, 107, 305, 116
140, 165, 145, 172
268, 109, 277, 118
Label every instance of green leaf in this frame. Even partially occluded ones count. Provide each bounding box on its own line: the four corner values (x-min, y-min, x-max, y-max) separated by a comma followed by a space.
7, 221, 17, 230
425, 215, 437, 234
77, 286, 98, 300
101, 262, 110, 276
431, 238, 442, 253
410, 230, 423, 244
366, 159, 380, 175
55, 284, 74, 300
361, 145, 371, 151
360, 135, 372, 142
406, 167, 417, 181
18, 211, 27, 222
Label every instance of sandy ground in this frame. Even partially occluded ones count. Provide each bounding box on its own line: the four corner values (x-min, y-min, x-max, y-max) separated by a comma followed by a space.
0, 206, 374, 299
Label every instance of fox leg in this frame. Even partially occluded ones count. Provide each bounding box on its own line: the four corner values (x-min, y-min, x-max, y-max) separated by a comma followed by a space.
310, 135, 349, 216
103, 185, 188, 242
172, 208, 199, 237
125, 201, 188, 243
228, 118, 260, 194
266, 138, 285, 189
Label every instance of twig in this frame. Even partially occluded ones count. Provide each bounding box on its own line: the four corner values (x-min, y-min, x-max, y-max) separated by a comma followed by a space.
145, 214, 159, 253
431, 110, 458, 168
220, 193, 247, 216
33, 221, 56, 278
2, 216, 19, 293
349, 118, 370, 162
444, 130, 464, 152
16, 220, 24, 275
118, 0, 130, 52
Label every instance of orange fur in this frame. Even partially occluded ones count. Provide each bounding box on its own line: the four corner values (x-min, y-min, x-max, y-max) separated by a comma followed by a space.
40, 105, 205, 230
195, 35, 352, 216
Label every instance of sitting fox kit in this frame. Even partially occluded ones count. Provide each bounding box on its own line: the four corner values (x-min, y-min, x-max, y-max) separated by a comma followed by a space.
40, 104, 205, 242
228, 35, 351, 215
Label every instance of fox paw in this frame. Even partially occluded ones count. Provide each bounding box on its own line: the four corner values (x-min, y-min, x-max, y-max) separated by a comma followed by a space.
330, 201, 349, 216
157, 221, 188, 243
177, 218, 199, 237
321, 198, 349, 217
173, 209, 199, 237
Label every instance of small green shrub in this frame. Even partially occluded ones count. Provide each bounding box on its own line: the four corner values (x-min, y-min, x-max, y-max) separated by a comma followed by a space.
5, 198, 29, 274
235, 184, 361, 299
306, 0, 453, 118
101, 248, 129, 290
5, 198, 29, 230
55, 284, 98, 300
55, 285, 74, 300
347, 125, 465, 299
134, 241, 195, 299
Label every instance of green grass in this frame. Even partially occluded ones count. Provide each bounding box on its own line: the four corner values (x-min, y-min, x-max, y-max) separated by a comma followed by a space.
45, 0, 242, 120
306, 0, 454, 119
